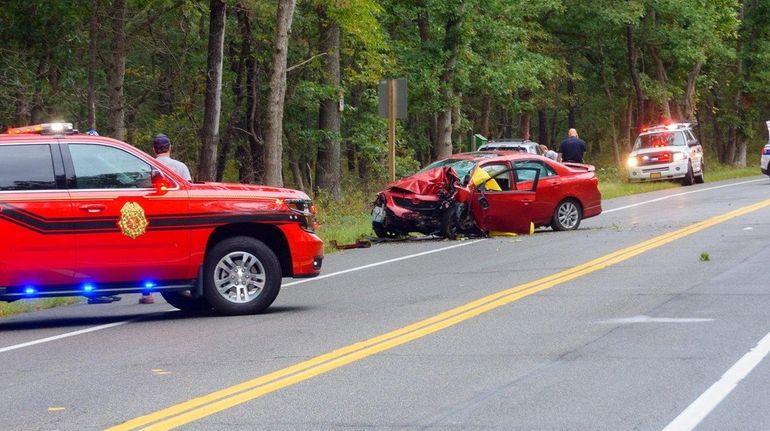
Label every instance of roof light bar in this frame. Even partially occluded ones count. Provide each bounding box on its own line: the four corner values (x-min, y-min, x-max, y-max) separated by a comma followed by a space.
6, 122, 75, 135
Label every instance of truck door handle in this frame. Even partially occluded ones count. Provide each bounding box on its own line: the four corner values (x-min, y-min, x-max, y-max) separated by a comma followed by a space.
79, 204, 106, 213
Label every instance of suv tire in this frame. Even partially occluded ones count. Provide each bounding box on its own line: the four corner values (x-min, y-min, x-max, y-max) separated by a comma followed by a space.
694, 162, 705, 184
203, 236, 281, 315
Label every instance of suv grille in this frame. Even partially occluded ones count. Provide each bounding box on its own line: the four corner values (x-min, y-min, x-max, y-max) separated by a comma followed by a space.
636, 151, 672, 166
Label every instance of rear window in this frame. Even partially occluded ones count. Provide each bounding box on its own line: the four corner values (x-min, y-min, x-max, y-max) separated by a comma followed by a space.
0, 144, 56, 191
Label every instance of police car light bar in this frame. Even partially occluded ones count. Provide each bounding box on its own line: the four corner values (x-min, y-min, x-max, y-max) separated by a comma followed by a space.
6, 122, 75, 135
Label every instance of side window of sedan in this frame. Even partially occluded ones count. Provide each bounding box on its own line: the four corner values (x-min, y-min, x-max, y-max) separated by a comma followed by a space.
0, 144, 57, 191
476, 163, 511, 191
69, 144, 152, 189
514, 160, 556, 181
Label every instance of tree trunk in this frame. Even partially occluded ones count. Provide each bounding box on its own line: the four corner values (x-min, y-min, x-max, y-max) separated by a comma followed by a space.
626, 24, 644, 129
198, 0, 226, 181
519, 112, 530, 140
567, 64, 576, 128
87, 0, 99, 130
481, 96, 491, 137
107, 0, 127, 140
433, 3, 465, 160
263, 0, 297, 187
650, 46, 670, 120
315, 9, 341, 198
683, 61, 703, 122
537, 108, 547, 148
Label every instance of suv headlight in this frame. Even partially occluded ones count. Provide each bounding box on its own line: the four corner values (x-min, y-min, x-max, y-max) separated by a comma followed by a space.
286, 199, 318, 233
627, 156, 638, 167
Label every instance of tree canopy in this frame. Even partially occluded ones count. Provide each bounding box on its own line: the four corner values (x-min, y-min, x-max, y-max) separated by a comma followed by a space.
1, 0, 768, 192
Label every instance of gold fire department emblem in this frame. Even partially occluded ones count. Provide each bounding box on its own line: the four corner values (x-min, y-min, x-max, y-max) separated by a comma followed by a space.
118, 202, 148, 239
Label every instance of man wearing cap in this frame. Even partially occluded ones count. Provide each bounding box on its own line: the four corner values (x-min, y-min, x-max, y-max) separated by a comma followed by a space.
153, 134, 192, 181
139, 134, 191, 305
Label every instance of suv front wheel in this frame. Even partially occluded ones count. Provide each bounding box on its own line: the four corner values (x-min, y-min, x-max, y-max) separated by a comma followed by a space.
203, 236, 281, 315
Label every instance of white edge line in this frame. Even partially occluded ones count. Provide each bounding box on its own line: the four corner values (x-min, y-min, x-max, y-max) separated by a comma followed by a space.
604, 178, 764, 214
283, 239, 485, 287
661, 331, 770, 431
0, 320, 133, 353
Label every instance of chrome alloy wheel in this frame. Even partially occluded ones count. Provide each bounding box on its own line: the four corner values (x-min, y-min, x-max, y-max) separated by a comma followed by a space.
557, 201, 580, 229
213, 251, 266, 303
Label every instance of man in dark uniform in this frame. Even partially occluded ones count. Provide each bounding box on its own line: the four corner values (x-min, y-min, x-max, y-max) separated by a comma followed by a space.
558, 128, 587, 163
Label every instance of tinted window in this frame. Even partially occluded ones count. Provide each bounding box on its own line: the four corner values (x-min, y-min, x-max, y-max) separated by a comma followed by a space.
0, 144, 56, 191
69, 144, 152, 189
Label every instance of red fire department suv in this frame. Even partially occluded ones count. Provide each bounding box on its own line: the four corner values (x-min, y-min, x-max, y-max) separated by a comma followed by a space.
0, 123, 323, 315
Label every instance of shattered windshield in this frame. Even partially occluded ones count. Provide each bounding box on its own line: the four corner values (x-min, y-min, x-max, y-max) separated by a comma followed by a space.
418, 158, 477, 179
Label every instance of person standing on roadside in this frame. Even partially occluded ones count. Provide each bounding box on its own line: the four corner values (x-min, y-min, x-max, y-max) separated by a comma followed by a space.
539, 144, 558, 161
558, 128, 587, 163
152, 133, 192, 181
137, 134, 192, 305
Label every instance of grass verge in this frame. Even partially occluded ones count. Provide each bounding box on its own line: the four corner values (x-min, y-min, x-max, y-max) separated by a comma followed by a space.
0, 297, 81, 318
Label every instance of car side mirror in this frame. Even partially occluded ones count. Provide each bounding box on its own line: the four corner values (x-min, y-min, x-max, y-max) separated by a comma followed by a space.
688, 139, 699, 147
151, 169, 170, 195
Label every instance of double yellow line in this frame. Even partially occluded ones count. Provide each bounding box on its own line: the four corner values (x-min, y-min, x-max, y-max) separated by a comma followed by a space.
110, 198, 770, 431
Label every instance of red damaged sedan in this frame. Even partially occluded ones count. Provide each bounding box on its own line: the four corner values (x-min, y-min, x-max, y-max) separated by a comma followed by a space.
371, 152, 602, 238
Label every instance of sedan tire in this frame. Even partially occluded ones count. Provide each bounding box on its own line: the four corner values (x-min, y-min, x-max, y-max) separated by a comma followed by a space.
551, 199, 582, 231
203, 236, 281, 315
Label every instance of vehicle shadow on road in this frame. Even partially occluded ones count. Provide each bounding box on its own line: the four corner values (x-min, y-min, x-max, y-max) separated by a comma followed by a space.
0, 305, 312, 332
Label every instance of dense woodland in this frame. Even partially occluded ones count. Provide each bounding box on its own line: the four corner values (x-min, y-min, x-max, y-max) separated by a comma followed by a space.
2, 0, 770, 197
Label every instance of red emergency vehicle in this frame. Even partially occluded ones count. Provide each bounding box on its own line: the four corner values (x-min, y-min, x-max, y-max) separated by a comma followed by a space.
0, 123, 323, 315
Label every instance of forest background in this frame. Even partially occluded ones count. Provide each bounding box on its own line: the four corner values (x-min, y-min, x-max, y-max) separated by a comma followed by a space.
2, 0, 769, 201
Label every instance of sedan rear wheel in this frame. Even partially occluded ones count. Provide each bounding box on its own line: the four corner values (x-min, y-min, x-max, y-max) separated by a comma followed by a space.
551, 199, 582, 231
203, 236, 281, 315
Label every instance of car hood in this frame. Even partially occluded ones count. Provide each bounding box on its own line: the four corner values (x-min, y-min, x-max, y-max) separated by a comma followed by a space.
386, 167, 455, 195
188, 181, 311, 200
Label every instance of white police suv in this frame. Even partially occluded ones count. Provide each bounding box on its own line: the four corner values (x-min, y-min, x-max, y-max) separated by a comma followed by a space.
761, 143, 770, 178
626, 123, 704, 186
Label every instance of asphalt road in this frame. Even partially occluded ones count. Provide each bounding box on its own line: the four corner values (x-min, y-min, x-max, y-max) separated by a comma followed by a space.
1, 176, 769, 431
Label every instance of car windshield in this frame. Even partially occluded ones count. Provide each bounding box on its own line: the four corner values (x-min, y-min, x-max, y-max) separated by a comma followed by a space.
633, 132, 686, 150
418, 158, 478, 179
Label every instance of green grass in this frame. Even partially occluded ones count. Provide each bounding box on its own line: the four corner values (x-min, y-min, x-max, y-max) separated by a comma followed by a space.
0, 297, 82, 317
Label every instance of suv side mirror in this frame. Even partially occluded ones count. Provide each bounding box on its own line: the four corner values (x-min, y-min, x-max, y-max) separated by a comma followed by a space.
688, 139, 699, 147
151, 169, 170, 195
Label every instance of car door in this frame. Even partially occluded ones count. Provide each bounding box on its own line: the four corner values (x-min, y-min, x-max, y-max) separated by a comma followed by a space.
0, 143, 75, 291
513, 160, 560, 224
64, 142, 193, 285
468, 162, 535, 234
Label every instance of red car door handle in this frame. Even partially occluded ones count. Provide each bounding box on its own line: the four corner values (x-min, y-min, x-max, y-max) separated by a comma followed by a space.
79, 204, 106, 213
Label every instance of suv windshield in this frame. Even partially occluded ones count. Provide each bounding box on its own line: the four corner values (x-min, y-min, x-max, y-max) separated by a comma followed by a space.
633, 131, 686, 150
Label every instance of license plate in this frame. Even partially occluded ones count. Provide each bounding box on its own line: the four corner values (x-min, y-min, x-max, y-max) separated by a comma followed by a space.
371, 205, 385, 223
650, 172, 661, 179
